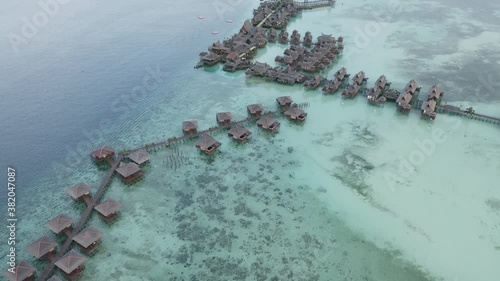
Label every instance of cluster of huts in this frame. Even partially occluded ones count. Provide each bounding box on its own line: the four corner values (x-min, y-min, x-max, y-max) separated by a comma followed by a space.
253, 0, 299, 29
396, 80, 421, 112
182, 96, 307, 155
420, 85, 444, 120
91, 147, 150, 184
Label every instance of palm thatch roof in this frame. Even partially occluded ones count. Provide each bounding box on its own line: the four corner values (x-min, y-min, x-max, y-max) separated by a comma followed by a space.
276, 96, 293, 106
45, 214, 73, 234
94, 199, 121, 217
247, 104, 264, 114
216, 112, 233, 122
66, 183, 91, 200
55, 250, 87, 274
27, 236, 58, 259
116, 162, 141, 178
227, 125, 250, 138
3, 260, 36, 281
257, 116, 278, 127
127, 149, 151, 165
194, 134, 218, 149
90, 146, 114, 159
284, 107, 306, 117
73, 227, 104, 248
182, 120, 198, 130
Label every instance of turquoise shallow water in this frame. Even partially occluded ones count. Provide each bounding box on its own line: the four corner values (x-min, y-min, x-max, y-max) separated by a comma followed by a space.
1, 0, 500, 280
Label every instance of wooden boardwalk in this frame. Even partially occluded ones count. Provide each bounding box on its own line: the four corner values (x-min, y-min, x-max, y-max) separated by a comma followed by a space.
295, 0, 335, 9
36, 156, 122, 281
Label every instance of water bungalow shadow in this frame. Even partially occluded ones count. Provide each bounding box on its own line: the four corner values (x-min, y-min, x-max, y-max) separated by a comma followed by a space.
54, 250, 86, 280
66, 183, 92, 206
45, 214, 73, 237
227, 125, 252, 142
94, 199, 122, 223
195, 134, 222, 154
116, 162, 144, 183
72, 227, 104, 255
27, 236, 58, 261
3, 260, 36, 281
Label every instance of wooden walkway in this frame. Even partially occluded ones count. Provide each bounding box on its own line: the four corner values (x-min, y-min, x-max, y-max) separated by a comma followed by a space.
133, 109, 284, 153
294, 0, 335, 9
36, 156, 122, 281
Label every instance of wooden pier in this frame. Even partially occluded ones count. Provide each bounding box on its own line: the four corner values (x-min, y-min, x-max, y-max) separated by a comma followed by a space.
294, 0, 335, 9
36, 157, 122, 281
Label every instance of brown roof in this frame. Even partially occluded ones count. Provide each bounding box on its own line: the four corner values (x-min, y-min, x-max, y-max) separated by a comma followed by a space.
45, 214, 73, 234
276, 96, 293, 105
216, 112, 233, 122
397, 93, 413, 104
182, 120, 198, 130
284, 107, 306, 117
73, 227, 104, 248
247, 104, 264, 113
257, 116, 278, 127
127, 149, 151, 165
47, 276, 63, 281
90, 146, 114, 159
194, 134, 219, 148
428, 85, 443, 99
66, 183, 91, 200
227, 125, 250, 137
116, 162, 141, 178
3, 260, 36, 281
55, 249, 87, 274
94, 199, 122, 217
421, 100, 437, 112
27, 236, 58, 259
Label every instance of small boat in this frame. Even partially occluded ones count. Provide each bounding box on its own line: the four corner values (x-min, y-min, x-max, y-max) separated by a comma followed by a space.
212, 31, 220, 35
197, 15, 205, 20
226, 19, 233, 23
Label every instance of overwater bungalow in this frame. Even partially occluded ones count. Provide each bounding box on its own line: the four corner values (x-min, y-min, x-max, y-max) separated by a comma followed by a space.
94, 199, 122, 222
45, 214, 73, 236
182, 120, 198, 134
304, 75, 324, 89
284, 107, 308, 122
257, 116, 280, 132
247, 104, 264, 116
291, 30, 301, 44
404, 79, 421, 95
90, 146, 114, 163
227, 125, 252, 142
367, 87, 386, 105
194, 134, 221, 154
342, 84, 361, 98
127, 149, 151, 165
316, 34, 336, 45
337, 36, 344, 43
267, 28, 277, 41
276, 96, 293, 107
334, 67, 349, 81
421, 100, 437, 120
216, 112, 233, 124
279, 29, 289, 43
223, 57, 252, 72
200, 52, 221, 66
396, 92, 413, 112
116, 162, 144, 183
375, 75, 390, 90
322, 79, 343, 93
245, 62, 271, 76
352, 71, 368, 85
303, 31, 313, 46
428, 84, 444, 102
55, 249, 87, 280
66, 182, 91, 204
208, 41, 230, 55
239, 19, 253, 35
73, 227, 104, 254
3, 260, 36, 281
27, 236, 58, 260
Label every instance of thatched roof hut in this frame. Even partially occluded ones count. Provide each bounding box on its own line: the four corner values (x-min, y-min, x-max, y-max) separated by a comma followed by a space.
45, 214, 73, 235
257, 116, 280, 131
90, 146, 114, 162
227, 125, 252, 142
216, 112, 233, 124
94, 199, 122, 222
66, 183, 91, 201
73, 227, 104, 254
427, 84, 443, 101
421, 100, 437, 119
3, 260, 36, 281
276, 96, 293, 107
127, 149, 151, 165
55, 249, 86, 278
194, 134, 221, 154
116, 162, 143, 183
284, 107, 307, 121
27, 236, 58, 259
247, 104, 264, 116
182, 120, 198, 133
